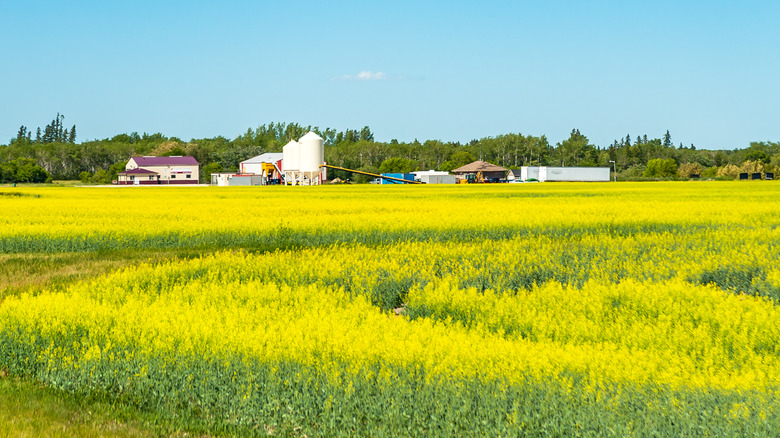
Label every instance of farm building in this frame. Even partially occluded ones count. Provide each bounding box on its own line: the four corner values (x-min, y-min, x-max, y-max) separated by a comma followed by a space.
210, 172, 233, 186
507, 169, 523, 181
226, 174, 264, 186
240, 153, 284, 182
209, 172, 266, 186
117, 156, 199, 185
208, 153, 285, 187
452, 160, 508, 181
521, 166, 610, 182
412, 170, 456, 184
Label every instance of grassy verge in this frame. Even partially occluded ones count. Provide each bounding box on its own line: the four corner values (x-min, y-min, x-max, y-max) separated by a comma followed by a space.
0, 373, 174, 437
0, 249, 215, 300
0, 249, 222, 436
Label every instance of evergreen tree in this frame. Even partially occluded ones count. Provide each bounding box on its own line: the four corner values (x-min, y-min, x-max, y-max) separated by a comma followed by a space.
50, 116, 58, 142
36, 127, 42, 143
69, 125, 76, 143
16, 125, 28, 142
38, 113, 68, 144
359, 126, 374, 142
56, 113, 65, 142
663, 130, 672, 148
43, 123, 53, 143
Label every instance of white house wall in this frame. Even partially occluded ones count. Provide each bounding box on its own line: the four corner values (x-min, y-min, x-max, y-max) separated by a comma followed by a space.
520, 166, 609, 182
541, 167, 610, 182
521, 167, 541, 181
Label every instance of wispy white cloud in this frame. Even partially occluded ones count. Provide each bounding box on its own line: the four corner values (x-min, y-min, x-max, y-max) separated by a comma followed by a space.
335, 70, 387, 81
356, 71, 386, 80
332, 71, 424, 82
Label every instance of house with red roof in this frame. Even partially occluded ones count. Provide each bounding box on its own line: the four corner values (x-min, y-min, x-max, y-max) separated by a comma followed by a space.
117, 156, 200, 185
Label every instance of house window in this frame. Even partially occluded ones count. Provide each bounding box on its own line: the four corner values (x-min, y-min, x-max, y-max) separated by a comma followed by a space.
171, 175, 176, 179
149, 176, 154, 180
186, 174, 191, 179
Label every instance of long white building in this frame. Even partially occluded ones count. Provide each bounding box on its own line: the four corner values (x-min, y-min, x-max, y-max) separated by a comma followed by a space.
412, 170, 456, 184
521, 166, 610, 182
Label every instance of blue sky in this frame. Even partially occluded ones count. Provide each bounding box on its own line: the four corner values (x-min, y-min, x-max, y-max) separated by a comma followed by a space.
1, 0, 778, 149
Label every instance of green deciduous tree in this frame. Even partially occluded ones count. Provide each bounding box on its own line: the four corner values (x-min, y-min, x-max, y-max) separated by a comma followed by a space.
354, 165, 380, 183
0, 158, 51, 183
744, 149, 770, 165
557, 129, 595, 166
379, 157, 418, 174
201, 162, 223, 181
444, 150, 475, 171
643, 158, 677, 178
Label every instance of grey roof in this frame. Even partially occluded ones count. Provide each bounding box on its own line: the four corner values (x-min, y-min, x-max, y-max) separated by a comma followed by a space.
241, 152, 284, 164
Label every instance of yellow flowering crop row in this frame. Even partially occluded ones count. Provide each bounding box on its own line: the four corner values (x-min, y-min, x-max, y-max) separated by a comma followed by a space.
1, 182, 779, 252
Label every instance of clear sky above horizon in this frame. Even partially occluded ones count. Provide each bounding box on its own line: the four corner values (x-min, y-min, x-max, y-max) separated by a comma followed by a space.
1, 0, 778, 149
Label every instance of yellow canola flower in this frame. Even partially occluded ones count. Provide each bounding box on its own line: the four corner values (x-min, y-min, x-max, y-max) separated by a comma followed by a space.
1, 181, 780, 410
2, 181, 780, 249
2, 249, 778, 394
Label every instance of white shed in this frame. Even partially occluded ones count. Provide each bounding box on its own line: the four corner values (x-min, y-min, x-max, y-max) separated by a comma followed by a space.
210, 172, 234, 186
240, 153, 283, 175
412, 170, 456, 184
507, 169, 523, 181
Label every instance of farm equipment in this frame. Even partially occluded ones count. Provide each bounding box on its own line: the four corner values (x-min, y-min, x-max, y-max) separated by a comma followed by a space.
318, 164, 423, 184
458, 171, 485, 184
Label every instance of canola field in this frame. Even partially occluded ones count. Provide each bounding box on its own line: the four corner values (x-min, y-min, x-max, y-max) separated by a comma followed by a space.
1, 183, 779, 436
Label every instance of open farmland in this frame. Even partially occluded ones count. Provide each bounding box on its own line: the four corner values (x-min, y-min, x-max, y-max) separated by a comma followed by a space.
1, 182, 779, 436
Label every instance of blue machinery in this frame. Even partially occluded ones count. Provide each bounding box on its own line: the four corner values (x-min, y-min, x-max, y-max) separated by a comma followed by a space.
318, 164, 423, 184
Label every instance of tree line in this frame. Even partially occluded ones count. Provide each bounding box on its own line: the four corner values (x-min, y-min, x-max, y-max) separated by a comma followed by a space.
14, 113, 76, 146
2, 117, 780, 183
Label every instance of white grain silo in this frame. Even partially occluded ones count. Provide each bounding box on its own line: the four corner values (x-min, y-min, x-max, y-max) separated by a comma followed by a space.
282, 140, 300, 185
297, 131, 325, 185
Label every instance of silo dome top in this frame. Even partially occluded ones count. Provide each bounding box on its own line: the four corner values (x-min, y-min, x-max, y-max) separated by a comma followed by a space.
299, 131, 323, 142
283, 140, 298, 148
